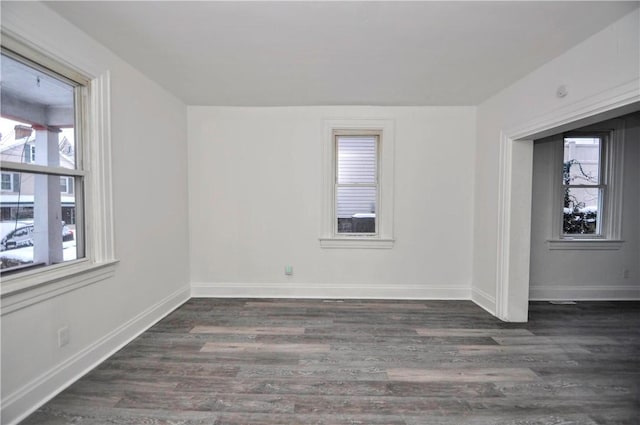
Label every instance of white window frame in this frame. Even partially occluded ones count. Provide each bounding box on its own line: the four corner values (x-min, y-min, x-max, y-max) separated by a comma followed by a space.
548, 120, 624, 251
320, 119, 394, 249
22, 144, 36, 163
1, 33, 117, 312
60, 176, 74, 195
1, 172, 18, 192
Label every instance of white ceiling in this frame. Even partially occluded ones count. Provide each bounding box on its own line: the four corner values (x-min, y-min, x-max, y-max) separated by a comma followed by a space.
44, 1, 638, 106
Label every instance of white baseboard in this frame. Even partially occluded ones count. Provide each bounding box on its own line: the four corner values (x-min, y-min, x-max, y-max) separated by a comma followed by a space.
191, 282, 471, 300
471, 287, 496, 316
530, 284, 640, 301
1, 285, 191, 425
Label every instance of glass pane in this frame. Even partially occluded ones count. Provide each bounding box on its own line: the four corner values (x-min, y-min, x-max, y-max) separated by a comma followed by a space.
337, 136, 377, 184
563, 187, 601, 235
563, 137, 600, 185
336, 186, 376, 234
0, 172, 79, 273
0, 53, 76, 169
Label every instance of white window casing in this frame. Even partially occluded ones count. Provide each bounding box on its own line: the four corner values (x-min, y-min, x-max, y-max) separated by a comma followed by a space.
1, 33, 117, 313
547, 119, 624, 251
320, 119, 395, 249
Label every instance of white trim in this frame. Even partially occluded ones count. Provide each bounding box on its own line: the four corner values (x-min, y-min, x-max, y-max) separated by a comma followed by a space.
0, 260, 118, 314
550, 135, 564, 238
495, 132, 512, 321
191, 282, 470, 300
530, 284, 640, 301
0, 73, 115, 295
321, 119, 395, 248
507, 79, 640, 141
0, 285, 190, 425
0, 22, 102, 80
471, 286, 496, 316
0, 39, 116, 294
604, 120, 625, 240
85, 71, 115, 263
495, 77, 640, 322
0, 32, 90, 86
552, 121, 625, 240
319, 238, 394, 249
547, 239, 624, 250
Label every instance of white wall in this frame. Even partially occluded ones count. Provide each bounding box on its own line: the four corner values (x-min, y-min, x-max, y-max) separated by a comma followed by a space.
529, 113, 640, 300
188, 106, 476, 299
473, 9, 640, 319
0, 3, 190, 424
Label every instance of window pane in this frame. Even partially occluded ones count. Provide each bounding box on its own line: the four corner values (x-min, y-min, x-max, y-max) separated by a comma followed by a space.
337, 136, 377, 184
563, 137, 600, 185
0, 172, 79, 272
0, 53, 76, 169
563, 187, 601, 235
336, 186, 376, 234
1, 173, 11, 191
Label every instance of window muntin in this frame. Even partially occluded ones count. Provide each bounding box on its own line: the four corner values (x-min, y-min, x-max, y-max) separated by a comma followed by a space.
562, 134, 606, 237
335, 133, 378, 235
0, 50, 84, 275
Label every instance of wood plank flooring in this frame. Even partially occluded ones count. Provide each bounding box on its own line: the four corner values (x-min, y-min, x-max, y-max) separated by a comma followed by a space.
21, 299, 640, 425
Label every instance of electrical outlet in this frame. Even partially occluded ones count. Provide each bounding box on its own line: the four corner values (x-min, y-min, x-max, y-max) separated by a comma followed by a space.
284, 265, 293, 276
58, 326, 70, 348
623, 269, 630, 279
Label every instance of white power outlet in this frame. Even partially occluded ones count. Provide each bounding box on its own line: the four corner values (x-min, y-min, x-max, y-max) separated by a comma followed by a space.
58, 326, 70, 348
623, 269, 630, 279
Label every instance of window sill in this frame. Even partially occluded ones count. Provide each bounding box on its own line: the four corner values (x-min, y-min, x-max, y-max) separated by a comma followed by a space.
547, 239, 624, 251
319, 237, 394, 249
1, 259, 119, 315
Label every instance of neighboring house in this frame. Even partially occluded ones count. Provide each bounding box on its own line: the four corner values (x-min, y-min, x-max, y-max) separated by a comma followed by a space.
0, 129, 77, 224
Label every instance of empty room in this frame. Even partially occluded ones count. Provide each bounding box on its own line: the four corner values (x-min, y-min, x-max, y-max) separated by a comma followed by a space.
0, 1, 638, 424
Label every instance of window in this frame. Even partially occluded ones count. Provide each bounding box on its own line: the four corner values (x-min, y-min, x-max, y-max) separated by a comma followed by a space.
60, 176, 74, 195
0, 33, 115, 303
548, 120, 624, 249
1, 173, 20, 192
321, 119, 394, 248
23, 144, 35, 163
562, 134, 605, 236
335, 132, 378, 235
0, 50, 84, 274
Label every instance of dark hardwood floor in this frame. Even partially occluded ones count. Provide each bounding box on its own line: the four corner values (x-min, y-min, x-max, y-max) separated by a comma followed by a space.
22, 299, 640, 424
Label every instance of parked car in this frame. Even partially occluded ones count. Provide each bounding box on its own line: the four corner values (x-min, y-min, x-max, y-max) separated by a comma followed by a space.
0, 221, 74, 251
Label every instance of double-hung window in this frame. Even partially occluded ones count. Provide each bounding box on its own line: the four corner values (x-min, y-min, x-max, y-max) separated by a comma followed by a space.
335, 131, 379, 235
321, 119, 394, 248
1, 173, 20, 192
561, 133, 606, 236
548, 120, 624, 249
0, 49, 86, 274
0, 33, 115, 304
